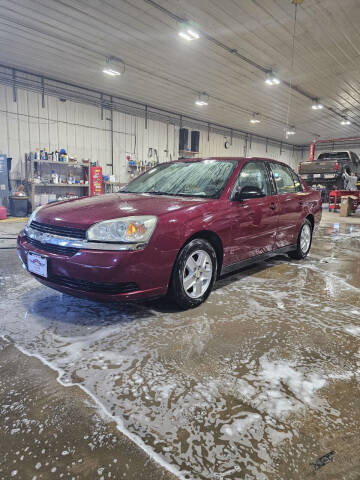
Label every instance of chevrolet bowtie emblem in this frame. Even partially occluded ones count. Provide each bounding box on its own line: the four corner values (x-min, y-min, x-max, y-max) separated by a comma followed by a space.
39, 233, 49, 244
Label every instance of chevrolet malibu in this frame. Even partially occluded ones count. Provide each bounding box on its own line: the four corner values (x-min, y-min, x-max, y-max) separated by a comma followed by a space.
18, 158, 322, 309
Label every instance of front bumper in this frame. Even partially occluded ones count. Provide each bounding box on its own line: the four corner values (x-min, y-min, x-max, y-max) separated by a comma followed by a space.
17, 231, 173, 301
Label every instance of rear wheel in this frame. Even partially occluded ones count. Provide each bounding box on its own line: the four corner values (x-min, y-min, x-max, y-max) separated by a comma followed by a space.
289, 219, 313, 260
169, 239, 217, 309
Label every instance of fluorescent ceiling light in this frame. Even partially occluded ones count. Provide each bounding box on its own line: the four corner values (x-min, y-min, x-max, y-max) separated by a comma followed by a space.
265, 71, 280, 85
341, 119, 351, 125
178, 24, 200, 41
286, 126, 296, 136
187, 29, 200, 39
102, 57, 125, 76
195, 92, 209, 106
103, 68, 121, 76
250, 113, 261, 124
312, 99, 324, 110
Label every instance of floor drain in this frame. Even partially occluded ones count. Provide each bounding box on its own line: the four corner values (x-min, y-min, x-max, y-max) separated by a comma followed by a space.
310, 450, 335, 470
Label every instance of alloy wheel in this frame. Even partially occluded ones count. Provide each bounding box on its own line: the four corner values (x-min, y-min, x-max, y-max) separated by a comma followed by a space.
300, 223, 311, 253
182, 250, 213, 298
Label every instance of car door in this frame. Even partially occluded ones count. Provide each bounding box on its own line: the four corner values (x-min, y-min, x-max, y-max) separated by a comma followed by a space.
269, 162, 305, 248
229, 161, 279, 262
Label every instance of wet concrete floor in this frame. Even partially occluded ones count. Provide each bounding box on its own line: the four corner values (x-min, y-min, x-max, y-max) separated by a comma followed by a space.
1, 215, 360, 479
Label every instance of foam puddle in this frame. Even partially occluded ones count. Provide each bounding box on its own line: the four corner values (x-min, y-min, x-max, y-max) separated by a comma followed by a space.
2, 223, 360, 479
0, 334, 186, 480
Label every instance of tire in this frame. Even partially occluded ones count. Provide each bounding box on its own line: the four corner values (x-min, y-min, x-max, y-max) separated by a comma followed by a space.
288, 219, 313, 260
169, 238, 218, 309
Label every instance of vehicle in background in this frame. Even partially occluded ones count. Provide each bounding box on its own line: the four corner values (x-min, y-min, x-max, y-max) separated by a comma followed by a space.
18, 157, 322, 309
299, 151, 360, 189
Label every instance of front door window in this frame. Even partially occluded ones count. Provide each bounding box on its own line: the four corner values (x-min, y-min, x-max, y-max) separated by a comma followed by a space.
233, 161, 272, 197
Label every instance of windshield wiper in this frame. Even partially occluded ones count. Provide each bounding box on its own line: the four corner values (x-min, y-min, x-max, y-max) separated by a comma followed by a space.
119, 190, 173, 196
119, 190, 212, 198
144, 191, 174, 196
147, 191, 210, 197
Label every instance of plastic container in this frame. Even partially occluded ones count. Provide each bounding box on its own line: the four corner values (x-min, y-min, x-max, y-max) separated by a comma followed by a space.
0, 205, 7, 220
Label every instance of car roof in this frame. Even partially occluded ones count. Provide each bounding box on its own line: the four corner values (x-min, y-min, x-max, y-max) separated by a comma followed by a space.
177, 156, 293, 168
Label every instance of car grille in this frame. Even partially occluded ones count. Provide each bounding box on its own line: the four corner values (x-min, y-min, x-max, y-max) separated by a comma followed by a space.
25, 235, 79, 256
47, 275, 138, 294
30, 221, 86, 239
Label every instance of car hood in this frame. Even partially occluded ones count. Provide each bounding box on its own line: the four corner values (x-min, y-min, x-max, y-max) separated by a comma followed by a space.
34, 193, 213, 230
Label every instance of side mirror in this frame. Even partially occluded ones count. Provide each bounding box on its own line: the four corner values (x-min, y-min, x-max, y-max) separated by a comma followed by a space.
234, 186, 265, 201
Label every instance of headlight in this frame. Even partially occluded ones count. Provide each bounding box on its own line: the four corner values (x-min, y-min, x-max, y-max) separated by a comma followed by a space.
26, 206, 43, 227
86, 216, 158, 243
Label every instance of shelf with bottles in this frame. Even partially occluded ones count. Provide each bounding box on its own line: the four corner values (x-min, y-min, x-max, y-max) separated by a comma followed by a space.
31, 168, 89, 188
25, 147, 93, 165
32, 183, 89, 187
25, 147, 92, 211
126, 150, 159, 178
30, 159, 90, 168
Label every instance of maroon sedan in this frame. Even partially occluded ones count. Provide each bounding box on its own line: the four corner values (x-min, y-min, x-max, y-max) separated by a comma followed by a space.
18, 158, 321, 309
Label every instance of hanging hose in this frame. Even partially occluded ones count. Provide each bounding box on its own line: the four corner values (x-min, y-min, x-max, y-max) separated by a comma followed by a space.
284, 3, 298, 141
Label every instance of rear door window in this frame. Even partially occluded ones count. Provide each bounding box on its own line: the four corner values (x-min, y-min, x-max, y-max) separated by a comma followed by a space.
290, 170, 303, 192
270, 163, 296, 194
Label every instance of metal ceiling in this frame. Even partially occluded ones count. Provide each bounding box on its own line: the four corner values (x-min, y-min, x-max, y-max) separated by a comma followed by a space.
0, 0, 359, 145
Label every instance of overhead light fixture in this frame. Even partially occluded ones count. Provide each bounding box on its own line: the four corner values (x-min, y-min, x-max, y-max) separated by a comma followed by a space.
312, 99, 324, 110
250, 113, 261, 124
102, 56, 125, 76
341, 118, 351, 125
195, 92, 209, 106
285, 125, 296, 136
178, 23, 200, 41
265, 71, 280, 85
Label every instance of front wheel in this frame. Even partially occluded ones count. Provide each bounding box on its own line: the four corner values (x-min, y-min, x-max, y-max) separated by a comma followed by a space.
289, 219, 313, 260
169, 239, 217, 309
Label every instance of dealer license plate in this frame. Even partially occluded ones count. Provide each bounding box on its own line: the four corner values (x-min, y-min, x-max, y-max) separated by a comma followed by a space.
313, 174, 321, 178
28, 252, 48, 278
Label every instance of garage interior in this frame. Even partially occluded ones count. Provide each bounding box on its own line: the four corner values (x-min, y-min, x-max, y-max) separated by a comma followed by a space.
1, 0, 360, 479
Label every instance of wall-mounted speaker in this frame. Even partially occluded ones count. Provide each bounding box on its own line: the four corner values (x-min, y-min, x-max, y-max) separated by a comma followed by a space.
191, 131, 200, 152
179, 128, 189, 151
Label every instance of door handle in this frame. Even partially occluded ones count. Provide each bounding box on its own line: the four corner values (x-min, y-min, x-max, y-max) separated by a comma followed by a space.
269, 203, 276, 210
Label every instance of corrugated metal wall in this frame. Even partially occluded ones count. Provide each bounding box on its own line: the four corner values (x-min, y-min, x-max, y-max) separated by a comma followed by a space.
0, 85, 302, 183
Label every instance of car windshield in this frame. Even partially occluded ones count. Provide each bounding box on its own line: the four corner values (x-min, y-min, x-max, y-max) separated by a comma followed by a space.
120, 160, 236, 198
